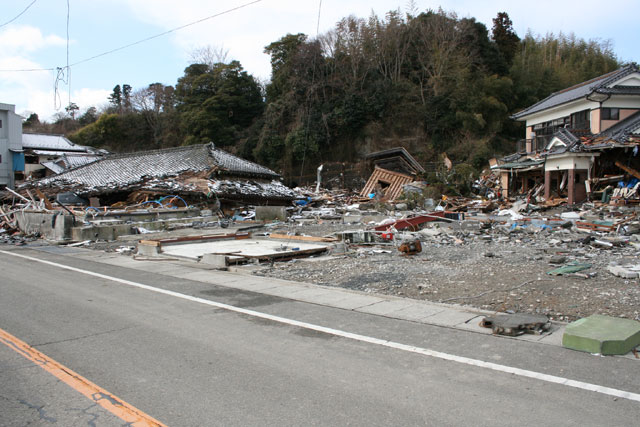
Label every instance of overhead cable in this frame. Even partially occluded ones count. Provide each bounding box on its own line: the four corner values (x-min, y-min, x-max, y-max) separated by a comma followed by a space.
69, 0, 264, 68
0, 0, 265, 72
0, 0, 38, 29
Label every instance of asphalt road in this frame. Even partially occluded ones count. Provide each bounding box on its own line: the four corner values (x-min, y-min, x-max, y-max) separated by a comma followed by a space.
1, 246, 639, 426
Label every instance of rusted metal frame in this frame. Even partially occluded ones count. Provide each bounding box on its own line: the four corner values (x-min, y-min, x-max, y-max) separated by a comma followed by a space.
575, 221, 616, 232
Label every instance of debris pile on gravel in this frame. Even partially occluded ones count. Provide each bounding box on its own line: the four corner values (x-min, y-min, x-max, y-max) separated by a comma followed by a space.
255, 214, 640, 322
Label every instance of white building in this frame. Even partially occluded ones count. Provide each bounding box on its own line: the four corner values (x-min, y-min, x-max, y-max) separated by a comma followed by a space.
21, 133, 102, 180
0, 103, 23, 189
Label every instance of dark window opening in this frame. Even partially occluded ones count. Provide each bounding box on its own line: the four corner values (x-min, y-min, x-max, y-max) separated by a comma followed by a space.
601, 107, 619, 120
25, 155, 39, 164
570, 109, 590, 131
532, 116, 570, 150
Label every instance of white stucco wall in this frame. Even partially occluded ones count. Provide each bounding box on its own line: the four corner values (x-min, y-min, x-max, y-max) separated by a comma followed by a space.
524, 99, 599, 128
545, 155, 593, 171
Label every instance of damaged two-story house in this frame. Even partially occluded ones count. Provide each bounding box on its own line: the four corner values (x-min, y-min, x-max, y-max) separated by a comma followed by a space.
493, 64, 640, 204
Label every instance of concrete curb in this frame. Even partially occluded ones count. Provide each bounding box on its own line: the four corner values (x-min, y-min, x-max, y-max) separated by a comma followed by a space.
63, 247, 578, 349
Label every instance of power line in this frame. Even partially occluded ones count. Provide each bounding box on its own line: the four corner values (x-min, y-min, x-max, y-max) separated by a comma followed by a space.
0, 0, 38, 29
0, 67, 54, 72
66, 0, 71, 106
69, 0, 264, 67
0, 0, 265, 73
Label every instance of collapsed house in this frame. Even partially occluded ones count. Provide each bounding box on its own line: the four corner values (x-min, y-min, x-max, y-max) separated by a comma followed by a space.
27, 142, 295, 207
20, 133, 105, 181
494, 64, 640, 204
0, 143, 295, 241
360, 147, 425, 201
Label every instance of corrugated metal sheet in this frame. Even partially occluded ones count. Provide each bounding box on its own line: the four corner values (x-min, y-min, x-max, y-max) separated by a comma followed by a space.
22, 134, 86, 151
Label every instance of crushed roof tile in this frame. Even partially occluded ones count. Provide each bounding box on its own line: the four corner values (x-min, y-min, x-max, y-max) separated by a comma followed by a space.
594, 110, 640, 142
32, 143, 282, 195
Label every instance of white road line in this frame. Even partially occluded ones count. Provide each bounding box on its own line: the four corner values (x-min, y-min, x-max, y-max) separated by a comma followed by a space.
3, 249, 640, 403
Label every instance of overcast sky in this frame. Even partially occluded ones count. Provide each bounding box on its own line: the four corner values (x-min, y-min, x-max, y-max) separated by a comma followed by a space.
1, 0, 638, 121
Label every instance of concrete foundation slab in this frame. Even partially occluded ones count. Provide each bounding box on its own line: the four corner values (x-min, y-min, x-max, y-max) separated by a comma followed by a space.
160, 239, 328, 260
562, 314, 640, 355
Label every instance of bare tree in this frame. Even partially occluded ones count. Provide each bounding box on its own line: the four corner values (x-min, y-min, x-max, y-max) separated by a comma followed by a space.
189, 45, 230, 69
369, 10, 411, 84
132, 83, 174, 146
412, 9, 470, 99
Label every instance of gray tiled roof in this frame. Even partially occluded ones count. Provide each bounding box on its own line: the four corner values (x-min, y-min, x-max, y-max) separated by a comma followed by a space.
594, 110, 640, 142
61, 153, 102, 169
553, 128, 580, 147
512, 65, 639, 120
41, 161, 65, 174
35, 143, 280, 192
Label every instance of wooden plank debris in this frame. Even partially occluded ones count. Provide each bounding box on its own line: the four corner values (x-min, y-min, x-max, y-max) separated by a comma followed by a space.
615, 161, 640, 180
360, 166, 415, 202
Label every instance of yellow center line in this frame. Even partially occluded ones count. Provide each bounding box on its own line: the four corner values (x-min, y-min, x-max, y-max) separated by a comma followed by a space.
0, 327, 166, 427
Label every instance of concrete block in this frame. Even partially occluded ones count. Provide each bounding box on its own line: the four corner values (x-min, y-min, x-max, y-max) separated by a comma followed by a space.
562, 314, 640, 355
136, 244, 160, 256
342, 214, 362, 224
201, 253, 228, 268
255, 206, 287, 222
607, 264, 640, 279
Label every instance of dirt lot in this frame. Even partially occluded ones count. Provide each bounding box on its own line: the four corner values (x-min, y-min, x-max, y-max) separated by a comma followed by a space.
254, 218, 640, 322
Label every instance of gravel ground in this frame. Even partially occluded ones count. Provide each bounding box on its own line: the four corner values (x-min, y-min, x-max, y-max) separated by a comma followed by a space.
254, 219, 640, 322
8, 211, 637, 323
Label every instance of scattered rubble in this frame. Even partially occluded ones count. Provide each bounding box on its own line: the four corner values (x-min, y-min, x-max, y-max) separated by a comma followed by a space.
480, 313, 551, 336
3, 142, 640, 326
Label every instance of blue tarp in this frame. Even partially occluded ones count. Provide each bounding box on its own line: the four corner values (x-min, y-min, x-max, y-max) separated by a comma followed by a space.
11, 151, 24, 172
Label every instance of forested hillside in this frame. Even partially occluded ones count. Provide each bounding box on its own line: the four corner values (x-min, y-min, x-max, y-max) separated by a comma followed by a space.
26, 9, 621, 184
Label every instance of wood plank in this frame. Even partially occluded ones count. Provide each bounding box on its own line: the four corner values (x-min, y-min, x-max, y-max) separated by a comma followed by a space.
139, 240, 161, 247
35, 188, 54, 210
615, 161, 640, 180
